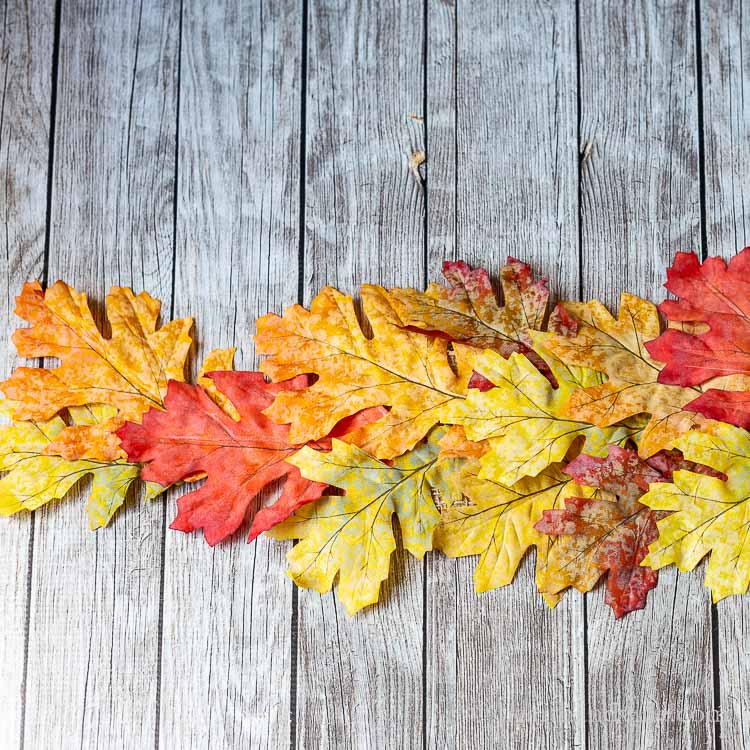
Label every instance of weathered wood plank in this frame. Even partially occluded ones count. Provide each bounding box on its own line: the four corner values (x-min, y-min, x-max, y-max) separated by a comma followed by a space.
0, 1, 54, 747
23, 1, 179, 748
579, 2, 715, 747
161, 1, 301, 746
298, 1, 426, 747
424, 2, 583, 747
699, 1, 750, 746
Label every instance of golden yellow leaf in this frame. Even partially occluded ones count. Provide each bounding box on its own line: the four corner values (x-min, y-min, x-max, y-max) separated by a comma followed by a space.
255, 285, 472, 459
443, 346, 641, 485
269, 428, 460, 614
640, 422, 750, 601
1, 280, 192, 423
434, 459, 596, 594
530, 294, 709, 456
0, 401, 162, 529
197, 347, 239, 420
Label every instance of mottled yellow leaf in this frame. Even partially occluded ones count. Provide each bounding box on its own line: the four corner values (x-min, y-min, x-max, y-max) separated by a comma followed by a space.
434, 459, 596, 594
1, 280, 192, 423
255, 285, 472, 459
530, 294, 710, 457
443, 346, 640, 485
269, 429, 460, 614
0, 401, 162, 529
641, 422, 750, 601
197, 347, 239, 420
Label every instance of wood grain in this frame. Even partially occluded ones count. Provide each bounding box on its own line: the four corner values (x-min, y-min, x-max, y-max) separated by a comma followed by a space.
161, 1, 302, 746
298, 1, 426, 747
0, 1, 53, 747
699, 1, 750, 746
22, 1, 179, 748
424, 2, 584, 747
579, 2, 715, 748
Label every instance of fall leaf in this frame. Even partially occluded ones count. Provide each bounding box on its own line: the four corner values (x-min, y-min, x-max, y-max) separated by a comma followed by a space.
43, 348, 239, 464
645, 249, 750, 385
197, 347, 240, 419
0, 279, 192, 425
531, 294, 708, 457
387, 258, 548, 355
434, 459, 596, 594
269, 428, 459, 615
255, 285, 472, 459
443, 346, 640, 486
117, 372, 329, 545
535, 446, 664, 617
640, 422, 750, 601
437, 426, 489, 461
0, 401, 161, 529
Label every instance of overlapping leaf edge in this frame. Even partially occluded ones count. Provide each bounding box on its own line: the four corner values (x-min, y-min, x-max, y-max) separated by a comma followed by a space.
3, 248, 750, 618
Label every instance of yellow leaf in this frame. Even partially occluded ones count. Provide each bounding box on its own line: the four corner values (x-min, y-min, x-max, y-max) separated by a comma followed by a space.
1, 280, 193, 423
269, 429, 460, 614
444, 347, 640, 485
0, 403, 162, 529
197, 347, 239, 420
434, 459, 596, 593
437, 425, 489, 461
255, 285, 472, 459
640, 422, 750, 601
529, 294, 712, 457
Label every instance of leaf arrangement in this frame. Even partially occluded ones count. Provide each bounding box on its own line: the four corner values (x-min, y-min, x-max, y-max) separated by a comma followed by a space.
3, 251, 750, 618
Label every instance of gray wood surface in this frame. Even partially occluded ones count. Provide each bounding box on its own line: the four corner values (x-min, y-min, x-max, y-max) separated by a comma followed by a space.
0, 0, 53, 745
298, 2, 426, 747
425, 2, 585, 748
700, 1, 750, 747
164, 1, 301, 747
1, 0, 748, 748
23, 2, 179, 748
579, 2, 715, 748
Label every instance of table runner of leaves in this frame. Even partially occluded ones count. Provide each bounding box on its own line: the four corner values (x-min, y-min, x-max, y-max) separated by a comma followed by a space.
3, 249, 750, 618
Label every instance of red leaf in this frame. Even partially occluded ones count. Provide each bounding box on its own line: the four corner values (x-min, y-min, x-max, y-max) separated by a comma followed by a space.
117, 372, 340, 545
645, 249, 750, 385
536, 446, 666, 617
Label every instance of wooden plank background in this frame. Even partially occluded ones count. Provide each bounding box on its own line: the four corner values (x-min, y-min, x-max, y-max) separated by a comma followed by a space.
1, 0, 748, 748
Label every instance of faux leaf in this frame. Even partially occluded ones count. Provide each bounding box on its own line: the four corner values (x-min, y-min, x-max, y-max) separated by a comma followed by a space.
535, 446, 663, 617
255, 285, 472, 459
117, 372, 329, 545
640, 422, 750, 601
434, 459, 596, 594
1, 280, 192, 423
387, 258, 548, 354
645, 249, 750, 385
0, 402, 161, 529
270, 428, 459, 615
444, 347, 639, 486
197, 347, 240, 419
531, 294, 708, 457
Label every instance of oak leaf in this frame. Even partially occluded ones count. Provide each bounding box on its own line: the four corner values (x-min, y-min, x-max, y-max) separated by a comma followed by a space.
535, 446, 664, 617
255, 285, 472, 459
640, 422, 750, 601
269, 428, 459, 615
645, 249, 750, 385
387, 258, 548, 355
0, 401, 161, 528
443, 346, 640, 486
117, 372, 330, 545
1, 281, 192, 423
531, 294, 708, 457
434, 459, 596, 594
